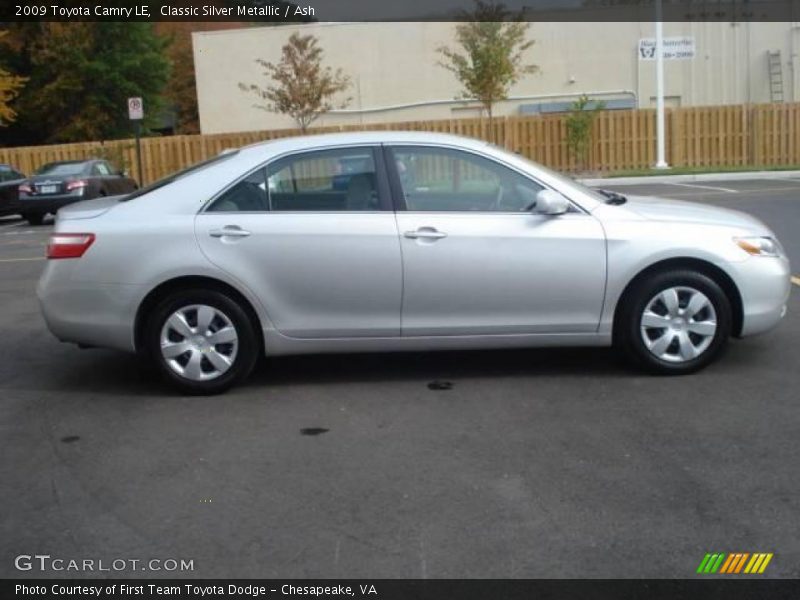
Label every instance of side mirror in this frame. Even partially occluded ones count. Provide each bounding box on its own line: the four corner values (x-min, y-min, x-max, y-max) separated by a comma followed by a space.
533, 189, 569, 216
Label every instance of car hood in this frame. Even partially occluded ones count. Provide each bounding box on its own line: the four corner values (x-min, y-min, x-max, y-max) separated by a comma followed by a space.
56, 195, 123, 220
618, 195, 770, 232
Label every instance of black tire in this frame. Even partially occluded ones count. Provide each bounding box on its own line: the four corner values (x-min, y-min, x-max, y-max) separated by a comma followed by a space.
144, 289, 259, 395
22, 212, 44, 225
615, 270, 732, 374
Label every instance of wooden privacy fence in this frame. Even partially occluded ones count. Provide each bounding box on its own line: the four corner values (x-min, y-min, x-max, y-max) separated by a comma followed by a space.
1, 102, 799, 185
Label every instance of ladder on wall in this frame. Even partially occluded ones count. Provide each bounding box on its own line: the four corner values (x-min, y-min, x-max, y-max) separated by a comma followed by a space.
767, 51, 784, 103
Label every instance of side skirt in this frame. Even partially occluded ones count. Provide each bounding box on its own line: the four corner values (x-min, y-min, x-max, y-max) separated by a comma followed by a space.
263, 330, 612, 357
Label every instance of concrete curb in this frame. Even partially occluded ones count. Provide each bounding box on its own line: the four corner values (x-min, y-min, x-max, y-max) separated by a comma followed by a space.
580, 170, 800, 187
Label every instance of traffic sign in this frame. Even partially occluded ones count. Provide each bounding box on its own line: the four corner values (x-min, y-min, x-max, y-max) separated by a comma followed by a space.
128, 97, 144, 120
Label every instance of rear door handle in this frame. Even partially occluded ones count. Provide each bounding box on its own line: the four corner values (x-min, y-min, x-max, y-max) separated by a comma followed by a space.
403, 228, 447, 240
209, 226, 251, 239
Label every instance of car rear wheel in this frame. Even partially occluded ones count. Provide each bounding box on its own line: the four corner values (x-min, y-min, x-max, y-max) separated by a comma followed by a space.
22, 212, 44, 225
144, 289, 259, 394
616, 270, 732, 374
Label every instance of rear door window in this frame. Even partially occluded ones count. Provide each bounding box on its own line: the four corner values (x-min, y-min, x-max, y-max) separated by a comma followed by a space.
267, 148, 380, 212
207, 168, 269, 213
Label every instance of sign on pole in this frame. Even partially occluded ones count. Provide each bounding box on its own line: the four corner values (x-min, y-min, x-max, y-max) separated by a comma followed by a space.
128, 97, 144, 186
127, 97, 144, 120
638, 36, 695, 61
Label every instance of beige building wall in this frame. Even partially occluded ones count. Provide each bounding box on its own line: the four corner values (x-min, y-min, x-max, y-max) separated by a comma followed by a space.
193, 22, 800, 135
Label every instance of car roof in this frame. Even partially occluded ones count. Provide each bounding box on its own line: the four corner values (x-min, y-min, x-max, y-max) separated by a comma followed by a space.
238, 131, 493, 158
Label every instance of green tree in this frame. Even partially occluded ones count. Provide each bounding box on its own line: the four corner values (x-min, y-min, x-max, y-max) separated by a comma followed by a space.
0, 31, 26, 127
16, 23, 170, 142
239, 32, 351, 132
438, 1, 538, 140
565, 94, 605, 171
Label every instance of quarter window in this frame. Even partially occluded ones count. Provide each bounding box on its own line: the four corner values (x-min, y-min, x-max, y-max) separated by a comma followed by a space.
391, 146, 545, 212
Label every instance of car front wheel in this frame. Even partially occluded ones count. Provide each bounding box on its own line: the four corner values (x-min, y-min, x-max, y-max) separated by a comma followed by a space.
144, 289, 259, 394
616, 270, 732, 374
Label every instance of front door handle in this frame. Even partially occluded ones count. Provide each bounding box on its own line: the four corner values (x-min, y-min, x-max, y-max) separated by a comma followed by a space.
209, 226, 251, 239
403, 228, 447, 240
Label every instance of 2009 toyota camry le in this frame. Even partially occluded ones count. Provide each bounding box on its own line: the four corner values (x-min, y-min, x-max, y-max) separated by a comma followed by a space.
37, 132, 791, 394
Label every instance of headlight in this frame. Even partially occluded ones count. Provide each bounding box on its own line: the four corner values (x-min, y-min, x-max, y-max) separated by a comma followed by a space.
734, 236, 781, 257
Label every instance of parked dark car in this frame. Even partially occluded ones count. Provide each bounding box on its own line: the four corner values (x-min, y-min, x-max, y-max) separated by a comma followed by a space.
18, 159, 138, 225
0, 164, 26, 217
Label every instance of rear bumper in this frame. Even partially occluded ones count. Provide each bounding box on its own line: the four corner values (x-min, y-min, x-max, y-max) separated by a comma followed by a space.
37, 261, 141, 352
730, 255, 792, 337
19, 193, 86, 214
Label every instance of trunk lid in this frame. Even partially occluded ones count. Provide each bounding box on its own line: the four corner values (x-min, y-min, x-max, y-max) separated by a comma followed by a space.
56, 195, 123, 220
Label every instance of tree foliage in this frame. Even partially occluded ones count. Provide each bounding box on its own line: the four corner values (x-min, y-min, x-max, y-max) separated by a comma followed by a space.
438, 1, 538, 132
155, 23, 201, 134
0, 31, 26, 127
239, 32, 351, 132
156, 22, 250, 135
565, 94, 606, 171
9, 23, 170, 143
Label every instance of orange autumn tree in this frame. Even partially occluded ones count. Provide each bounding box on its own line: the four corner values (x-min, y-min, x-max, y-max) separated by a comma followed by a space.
239, 32, 351, 132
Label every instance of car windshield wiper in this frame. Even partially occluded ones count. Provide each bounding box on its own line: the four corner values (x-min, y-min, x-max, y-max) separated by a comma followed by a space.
598, 189, 628, 205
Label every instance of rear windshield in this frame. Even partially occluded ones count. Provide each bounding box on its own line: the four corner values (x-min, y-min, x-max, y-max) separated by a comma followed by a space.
122, 150, 240, 202
36, 162, 88, 176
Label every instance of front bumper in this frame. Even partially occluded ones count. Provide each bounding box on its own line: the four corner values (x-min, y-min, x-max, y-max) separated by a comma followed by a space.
730, 255, 792, 337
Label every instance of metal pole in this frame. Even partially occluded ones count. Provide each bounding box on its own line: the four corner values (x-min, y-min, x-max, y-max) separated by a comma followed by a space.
135, 121, 143, 186
655, 0, 669, 168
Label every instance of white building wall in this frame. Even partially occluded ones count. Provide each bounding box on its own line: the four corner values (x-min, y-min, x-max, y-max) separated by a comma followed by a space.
193, 22, 800, 134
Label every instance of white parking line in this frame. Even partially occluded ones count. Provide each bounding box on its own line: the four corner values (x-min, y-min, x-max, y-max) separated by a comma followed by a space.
670, 182, 740, 193
0, 221, 24, 231
2, 230, 40, 236
0, 256, 44, 263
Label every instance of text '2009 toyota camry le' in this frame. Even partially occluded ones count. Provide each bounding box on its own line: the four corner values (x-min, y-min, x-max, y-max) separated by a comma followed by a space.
37, 132, 791, 394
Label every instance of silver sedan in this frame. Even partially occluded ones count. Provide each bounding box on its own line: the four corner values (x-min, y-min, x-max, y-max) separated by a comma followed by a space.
37, 132, 791, 394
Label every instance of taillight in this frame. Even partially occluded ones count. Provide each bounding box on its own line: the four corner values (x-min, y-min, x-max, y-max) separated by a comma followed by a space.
46, 233, 95, 259
66, 179, 87, 191
18, 183, 32, 194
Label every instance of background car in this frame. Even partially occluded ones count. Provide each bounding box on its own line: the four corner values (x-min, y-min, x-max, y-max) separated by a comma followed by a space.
18, 159, 137, 225
0, 164, 26, 218
37, 132, 791, 395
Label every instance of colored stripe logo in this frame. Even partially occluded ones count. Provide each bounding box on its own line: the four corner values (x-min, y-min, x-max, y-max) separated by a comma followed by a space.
697, 553, 773, 574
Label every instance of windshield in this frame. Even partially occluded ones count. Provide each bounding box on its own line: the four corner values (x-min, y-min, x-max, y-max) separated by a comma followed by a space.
122, 150, 240, 201
36, 162, 88, 176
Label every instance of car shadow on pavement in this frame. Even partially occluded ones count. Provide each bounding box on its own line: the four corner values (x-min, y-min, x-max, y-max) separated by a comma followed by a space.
21, 335, 780, 397
247, 346, 629, 389
18, 346, 630, 397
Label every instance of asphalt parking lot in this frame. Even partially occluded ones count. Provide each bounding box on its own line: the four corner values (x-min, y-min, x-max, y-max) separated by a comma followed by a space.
1, 178, 798, 579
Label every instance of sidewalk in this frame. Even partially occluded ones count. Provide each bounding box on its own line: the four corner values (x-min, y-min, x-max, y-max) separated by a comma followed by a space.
580, 170, 800, 187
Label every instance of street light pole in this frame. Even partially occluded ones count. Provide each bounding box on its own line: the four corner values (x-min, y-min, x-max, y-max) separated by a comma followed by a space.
655, 0, 669, 168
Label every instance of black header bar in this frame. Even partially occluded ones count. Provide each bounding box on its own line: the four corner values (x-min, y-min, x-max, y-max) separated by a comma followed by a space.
2, 0, 800, 23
